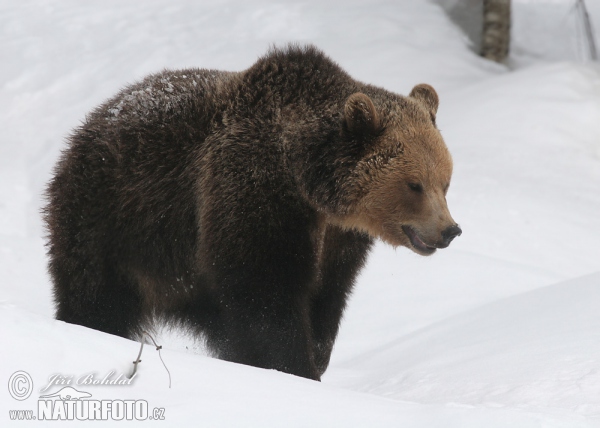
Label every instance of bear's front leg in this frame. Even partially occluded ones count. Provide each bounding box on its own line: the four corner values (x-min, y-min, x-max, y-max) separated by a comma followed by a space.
310, 226, 373, 377
199, 207, 322, 380
198, 147, 325, 379
212, 285, 319, 380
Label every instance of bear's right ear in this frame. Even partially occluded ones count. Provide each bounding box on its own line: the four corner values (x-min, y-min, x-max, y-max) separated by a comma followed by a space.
344, 93, 380, 135
409, 84, 439, 120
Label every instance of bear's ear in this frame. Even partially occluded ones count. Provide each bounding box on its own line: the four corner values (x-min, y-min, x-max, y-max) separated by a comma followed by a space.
409, 84, 439, 119
344, 93, 380, 134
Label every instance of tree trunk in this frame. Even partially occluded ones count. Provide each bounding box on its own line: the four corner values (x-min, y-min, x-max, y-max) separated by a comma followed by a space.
481, 0, 511, 62
576, 0, 598, 61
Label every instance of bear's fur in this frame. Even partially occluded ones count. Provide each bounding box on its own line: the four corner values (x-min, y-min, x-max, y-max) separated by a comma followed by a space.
45, 45, 460, 380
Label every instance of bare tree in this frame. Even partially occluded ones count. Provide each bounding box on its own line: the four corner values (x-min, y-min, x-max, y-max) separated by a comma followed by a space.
481, 0, 511, 62
576, 0, 598, 61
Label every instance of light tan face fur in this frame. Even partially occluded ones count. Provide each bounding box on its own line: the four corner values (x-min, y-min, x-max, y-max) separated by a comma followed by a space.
340, 85, 460, 255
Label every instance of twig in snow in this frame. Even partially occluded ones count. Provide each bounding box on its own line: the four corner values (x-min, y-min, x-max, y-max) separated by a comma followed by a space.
129, 331, 172, 388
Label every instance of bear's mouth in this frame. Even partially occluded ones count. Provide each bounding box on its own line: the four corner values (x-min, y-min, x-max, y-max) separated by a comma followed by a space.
401, 226, 437, 255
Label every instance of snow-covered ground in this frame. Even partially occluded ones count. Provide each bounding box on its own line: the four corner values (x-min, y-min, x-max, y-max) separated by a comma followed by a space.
1, 0, 599, 426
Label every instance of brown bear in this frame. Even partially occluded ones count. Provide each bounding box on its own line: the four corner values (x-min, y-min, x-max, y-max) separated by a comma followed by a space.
45, 45, 460, 381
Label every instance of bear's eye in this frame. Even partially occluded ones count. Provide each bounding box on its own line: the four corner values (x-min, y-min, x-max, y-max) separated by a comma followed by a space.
408, 183, 423, 193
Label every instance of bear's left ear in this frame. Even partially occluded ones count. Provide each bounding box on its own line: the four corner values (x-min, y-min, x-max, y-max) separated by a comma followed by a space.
344, 93, 381, 135
409, 84, 439, 119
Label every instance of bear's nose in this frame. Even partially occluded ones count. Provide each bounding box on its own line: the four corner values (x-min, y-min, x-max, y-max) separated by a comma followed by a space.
441, 224, 462, 246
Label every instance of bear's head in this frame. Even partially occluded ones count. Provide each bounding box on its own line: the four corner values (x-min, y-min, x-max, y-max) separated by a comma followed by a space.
339, 84, 461, 255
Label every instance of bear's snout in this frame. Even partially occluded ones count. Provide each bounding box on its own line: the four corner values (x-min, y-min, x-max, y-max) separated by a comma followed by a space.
440, 224, 462, 247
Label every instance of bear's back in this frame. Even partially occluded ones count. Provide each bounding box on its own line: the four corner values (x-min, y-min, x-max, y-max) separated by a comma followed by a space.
88, 68, 237, 129
47, 69, 240, 275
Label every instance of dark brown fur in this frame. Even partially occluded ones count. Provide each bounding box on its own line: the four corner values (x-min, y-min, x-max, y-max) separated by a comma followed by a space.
45, 45, 459, 380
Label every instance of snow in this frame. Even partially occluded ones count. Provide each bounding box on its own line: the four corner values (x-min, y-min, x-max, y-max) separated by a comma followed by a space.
511, 0, 600, 64
1, 0, 599, 426
332, 273, 600, 415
